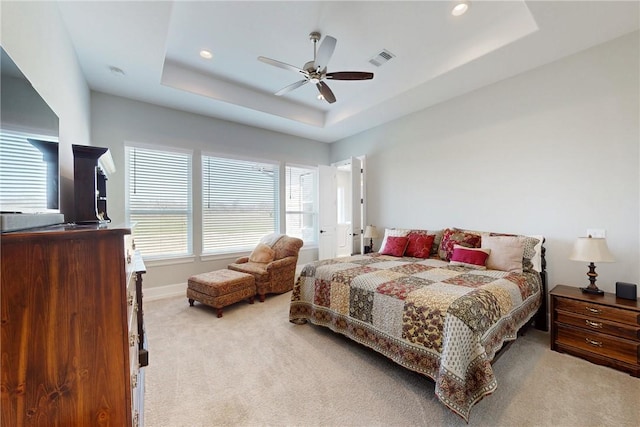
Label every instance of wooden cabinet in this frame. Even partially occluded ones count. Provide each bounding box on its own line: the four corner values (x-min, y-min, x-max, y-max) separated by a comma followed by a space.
73, 145, 111, 223
550, 284, 640, 377
1, 224, 147, 426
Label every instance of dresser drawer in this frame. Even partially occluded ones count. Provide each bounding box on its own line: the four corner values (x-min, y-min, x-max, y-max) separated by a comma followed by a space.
124, 234, 136, 275
556, 324, 640, 365
127, 271, 137, 330
555, 297, 640, 326
556, 311, 640, 341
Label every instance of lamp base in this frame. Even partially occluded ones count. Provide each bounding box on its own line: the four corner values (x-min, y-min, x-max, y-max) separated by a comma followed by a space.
580, 286, 604, 295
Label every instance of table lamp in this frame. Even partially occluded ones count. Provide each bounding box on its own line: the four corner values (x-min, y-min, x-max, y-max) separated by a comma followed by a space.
569, 236, 615, 295
363, 225, 380, 254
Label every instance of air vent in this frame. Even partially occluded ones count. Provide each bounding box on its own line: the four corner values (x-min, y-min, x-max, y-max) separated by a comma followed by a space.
369, 49, 395, 67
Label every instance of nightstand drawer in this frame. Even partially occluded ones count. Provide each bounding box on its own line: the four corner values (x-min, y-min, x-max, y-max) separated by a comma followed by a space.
555, 297, 640, 326
556, 311, 640, 341
556, 324, 640, 365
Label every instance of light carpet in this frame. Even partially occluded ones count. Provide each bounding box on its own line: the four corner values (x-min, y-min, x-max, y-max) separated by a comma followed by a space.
143, 291, 639, 427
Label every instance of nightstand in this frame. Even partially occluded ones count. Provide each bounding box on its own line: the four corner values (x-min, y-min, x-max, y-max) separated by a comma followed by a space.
550, 285, 640, 377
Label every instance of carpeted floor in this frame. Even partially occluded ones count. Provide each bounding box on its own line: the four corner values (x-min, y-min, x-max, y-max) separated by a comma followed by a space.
143, 291, 639, 427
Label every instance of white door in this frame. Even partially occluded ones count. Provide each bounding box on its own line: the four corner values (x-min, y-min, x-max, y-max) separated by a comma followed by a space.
318, 165, 337, 260
350, 157, 362, 255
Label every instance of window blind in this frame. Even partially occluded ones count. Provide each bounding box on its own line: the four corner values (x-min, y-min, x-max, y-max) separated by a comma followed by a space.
202, 155, 278, 253
126, 145, 192, 258
0, 130, 50, 211
285, 165, 317, 244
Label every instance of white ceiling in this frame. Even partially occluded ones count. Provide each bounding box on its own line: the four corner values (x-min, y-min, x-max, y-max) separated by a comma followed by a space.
56, 1, 639, 143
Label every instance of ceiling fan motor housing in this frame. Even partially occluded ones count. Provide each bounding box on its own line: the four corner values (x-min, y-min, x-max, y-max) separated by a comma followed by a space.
258, 30, 373, 104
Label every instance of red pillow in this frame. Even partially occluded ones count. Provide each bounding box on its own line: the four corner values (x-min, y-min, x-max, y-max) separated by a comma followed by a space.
404, 232, 435, 258
380, 236, 409, 257
438, 228, 482, 261
450, 245, 490, 269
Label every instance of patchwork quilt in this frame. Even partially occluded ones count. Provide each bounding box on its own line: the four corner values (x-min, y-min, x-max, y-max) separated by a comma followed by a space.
289, 253, 542, 421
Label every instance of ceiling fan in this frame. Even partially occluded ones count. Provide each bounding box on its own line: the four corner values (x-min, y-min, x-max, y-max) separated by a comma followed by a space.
258, 32, 374, 104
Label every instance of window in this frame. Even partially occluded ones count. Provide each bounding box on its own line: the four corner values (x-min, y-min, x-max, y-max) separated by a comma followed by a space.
202, 155, 278, 254
285, 165, 317, 244
125, 145, 192, 258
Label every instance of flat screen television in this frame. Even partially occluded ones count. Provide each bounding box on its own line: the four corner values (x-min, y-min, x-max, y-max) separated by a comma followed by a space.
0, 46, 62, 230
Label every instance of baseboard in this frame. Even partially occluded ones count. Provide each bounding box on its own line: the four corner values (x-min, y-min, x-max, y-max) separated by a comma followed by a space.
144, 282, 187, 301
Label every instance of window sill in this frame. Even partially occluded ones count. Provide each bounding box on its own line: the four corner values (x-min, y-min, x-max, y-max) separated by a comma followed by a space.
200, 251, 250, 263
143, 255, 196, 267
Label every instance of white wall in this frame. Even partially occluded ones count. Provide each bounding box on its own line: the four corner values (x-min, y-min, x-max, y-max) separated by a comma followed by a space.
90, 92, 330, 290
1, 1, 91, 217
331, 32, 640, 294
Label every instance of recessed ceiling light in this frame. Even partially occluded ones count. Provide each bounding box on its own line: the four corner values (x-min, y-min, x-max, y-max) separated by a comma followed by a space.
199, 49, 213, 59
451, 1, 470, 16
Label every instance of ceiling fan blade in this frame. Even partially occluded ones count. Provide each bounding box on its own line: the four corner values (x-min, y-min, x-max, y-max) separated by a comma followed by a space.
258, 56, 307, 76
275, 79, 309, 96
314, 35, 336, 70
316, 82, 336, 104
326, 71, 374, 80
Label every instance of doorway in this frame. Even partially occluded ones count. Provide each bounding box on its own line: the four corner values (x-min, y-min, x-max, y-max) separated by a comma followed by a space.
318, 156, 365, 260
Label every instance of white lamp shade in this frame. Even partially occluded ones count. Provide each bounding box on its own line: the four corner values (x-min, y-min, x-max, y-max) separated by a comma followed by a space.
363, 225, 380, 239
569, 237, 615, 263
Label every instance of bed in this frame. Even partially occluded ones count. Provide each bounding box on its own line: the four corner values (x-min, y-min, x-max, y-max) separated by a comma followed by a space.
289, 228, 547, 421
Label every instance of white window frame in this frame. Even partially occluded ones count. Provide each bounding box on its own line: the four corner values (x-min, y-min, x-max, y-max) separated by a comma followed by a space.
201, 151, 280, 255
284, 163, 318, 246
124, 142, 193, 261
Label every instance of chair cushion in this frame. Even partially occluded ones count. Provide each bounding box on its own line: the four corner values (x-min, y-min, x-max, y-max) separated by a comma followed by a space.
187, 270, 255, 296
228, 262, 269, 280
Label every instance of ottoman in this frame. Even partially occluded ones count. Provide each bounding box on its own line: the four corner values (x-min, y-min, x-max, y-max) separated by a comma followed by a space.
187, 269, 256, 318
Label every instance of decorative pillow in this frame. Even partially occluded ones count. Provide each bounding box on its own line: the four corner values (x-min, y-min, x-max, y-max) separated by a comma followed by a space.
450, 245, 491, 269
527, 235, 544, 273
489, 232, 541, 272
249, 243, 275, 264
380, 236, 409, 257
404, 232, 435, 258
482, 235, 525, 273
378, 228, 410, 253
438, 228, 482, 261
408, 228, 443, 256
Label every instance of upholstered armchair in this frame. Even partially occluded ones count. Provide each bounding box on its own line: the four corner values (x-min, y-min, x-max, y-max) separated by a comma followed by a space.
228, 235, 303, 302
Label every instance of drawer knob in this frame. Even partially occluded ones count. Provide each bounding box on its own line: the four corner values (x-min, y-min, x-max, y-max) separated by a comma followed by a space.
585, 306, 601, 314
131, 371, 138, 388
585, 319, 603, 329
585, 337, 603, 348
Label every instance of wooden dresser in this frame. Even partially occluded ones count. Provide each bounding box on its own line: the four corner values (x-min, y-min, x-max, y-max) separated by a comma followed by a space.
550, 284, 640, 377
1, 224, 147, 426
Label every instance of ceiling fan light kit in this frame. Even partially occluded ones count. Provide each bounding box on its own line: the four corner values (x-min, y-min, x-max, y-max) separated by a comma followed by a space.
258, 32, 374, 104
